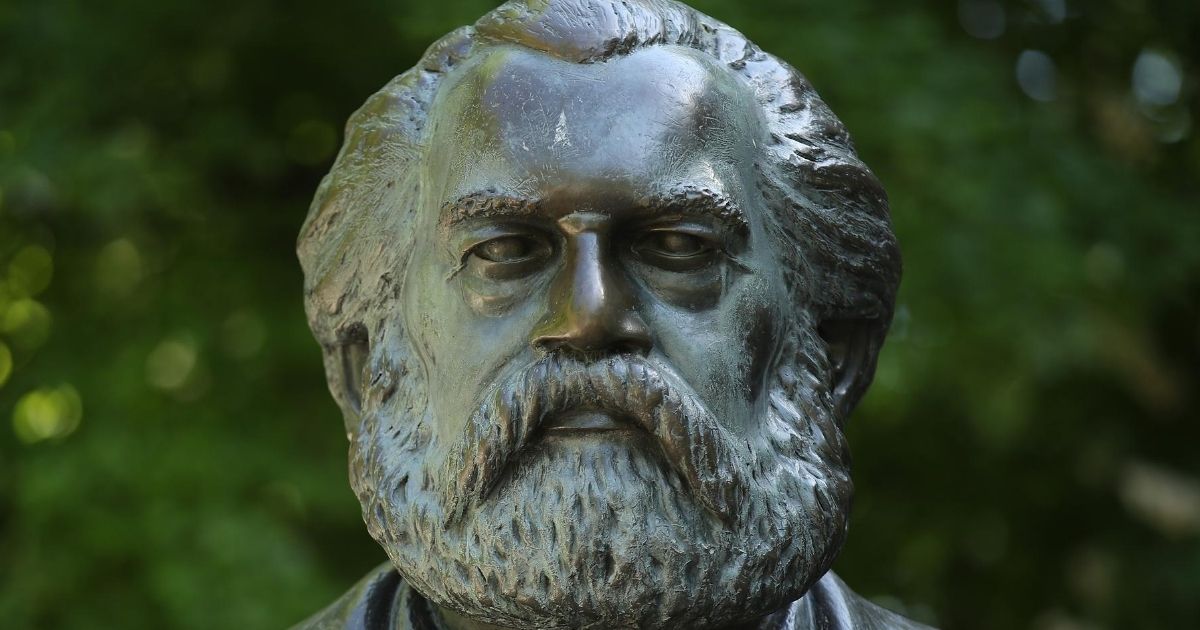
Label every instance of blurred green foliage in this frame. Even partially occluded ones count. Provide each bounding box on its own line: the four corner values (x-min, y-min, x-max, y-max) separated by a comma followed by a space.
1, 0, 1198, 628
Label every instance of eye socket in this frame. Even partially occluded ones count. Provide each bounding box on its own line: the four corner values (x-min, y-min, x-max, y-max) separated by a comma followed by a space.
632, 230, 719, 271
464, 233, 553, 280
473, 236, 539, 263
643, 232, 706, 257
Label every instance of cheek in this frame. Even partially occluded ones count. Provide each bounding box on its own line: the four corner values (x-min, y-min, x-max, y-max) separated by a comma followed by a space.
730, 275, 785, 399
403, 247, 546, 440
626, 260, 725, 311
647, 273, 783, 423
458, 267, 555, 316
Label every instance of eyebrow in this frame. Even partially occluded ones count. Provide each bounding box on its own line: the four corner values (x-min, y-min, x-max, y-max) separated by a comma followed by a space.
641, 186, 748, 233
440, 187, 749, 232
439, 193, 541, 229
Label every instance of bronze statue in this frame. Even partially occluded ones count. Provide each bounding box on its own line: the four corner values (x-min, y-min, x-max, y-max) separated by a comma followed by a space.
295, 1, 923, 627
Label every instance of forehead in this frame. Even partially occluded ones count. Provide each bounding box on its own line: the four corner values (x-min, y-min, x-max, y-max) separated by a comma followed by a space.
424, 44, 764, 204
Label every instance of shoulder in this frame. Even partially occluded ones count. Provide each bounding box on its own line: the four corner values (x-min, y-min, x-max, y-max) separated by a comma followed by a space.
290, 563, 412, 630
293, 565, 933, 630
797, 571, 936, 630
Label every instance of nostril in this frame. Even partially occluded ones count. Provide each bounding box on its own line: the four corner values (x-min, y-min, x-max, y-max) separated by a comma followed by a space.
532, 335, 564, 355
615, 314, 653, 356
530, 327, 651, 357
614, 339, 651, 356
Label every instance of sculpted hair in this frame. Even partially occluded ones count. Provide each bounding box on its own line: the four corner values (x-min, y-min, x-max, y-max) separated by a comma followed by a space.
297, 0, 901, 425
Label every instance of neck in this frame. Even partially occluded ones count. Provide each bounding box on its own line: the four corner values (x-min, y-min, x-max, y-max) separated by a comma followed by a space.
431, 602, 794, 630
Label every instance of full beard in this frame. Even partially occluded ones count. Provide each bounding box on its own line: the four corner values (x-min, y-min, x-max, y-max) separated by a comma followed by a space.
349, 320, 852, 629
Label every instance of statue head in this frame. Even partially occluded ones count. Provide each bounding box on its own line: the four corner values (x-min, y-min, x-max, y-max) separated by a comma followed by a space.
298, 1, 900, 627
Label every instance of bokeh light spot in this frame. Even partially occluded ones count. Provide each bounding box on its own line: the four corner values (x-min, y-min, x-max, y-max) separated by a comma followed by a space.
12, 384, 83, 444
11, 166, 58, 211
1132, 49, 1183, 107
0, 341, 12, 387
1032, 0, 1067, 24
222, 310, 266, 360
145, 337, 198, 391
95, 238, 144, 298
7, 245, 54, 297
958, 0, 1006, 40
1118, 461, 1200, 538
1016, 50, 1057, 102
1, 298, 53, 349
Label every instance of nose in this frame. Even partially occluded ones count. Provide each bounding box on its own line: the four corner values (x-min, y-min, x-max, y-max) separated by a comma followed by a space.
532, 223, 652, 356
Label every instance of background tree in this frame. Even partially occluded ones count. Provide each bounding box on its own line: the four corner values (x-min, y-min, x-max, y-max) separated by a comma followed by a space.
1, 0, 1197, 627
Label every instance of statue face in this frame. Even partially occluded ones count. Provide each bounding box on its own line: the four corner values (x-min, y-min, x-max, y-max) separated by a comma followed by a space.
407, 45, 785, 477
347, 43, 855, 629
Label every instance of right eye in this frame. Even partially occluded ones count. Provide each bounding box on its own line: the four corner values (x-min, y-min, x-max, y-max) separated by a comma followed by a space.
473, 236, 539, 263
466, 234, 553, 279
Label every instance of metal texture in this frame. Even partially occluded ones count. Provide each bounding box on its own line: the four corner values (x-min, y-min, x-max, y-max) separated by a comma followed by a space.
295, 1, 921, 628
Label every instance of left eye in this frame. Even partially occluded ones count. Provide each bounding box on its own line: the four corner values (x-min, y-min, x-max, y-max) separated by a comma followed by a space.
640, 232, 707, 257
632, 231, 718, 271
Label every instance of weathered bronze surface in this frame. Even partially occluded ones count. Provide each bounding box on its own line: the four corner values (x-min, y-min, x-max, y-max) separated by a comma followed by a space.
295, 1, 924, 628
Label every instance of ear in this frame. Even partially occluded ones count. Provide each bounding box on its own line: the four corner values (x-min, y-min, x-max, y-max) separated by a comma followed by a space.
818, 318, 880, 424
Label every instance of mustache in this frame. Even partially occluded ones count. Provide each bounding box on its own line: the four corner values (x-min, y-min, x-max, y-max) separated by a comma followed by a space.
437, 353, 750, 527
